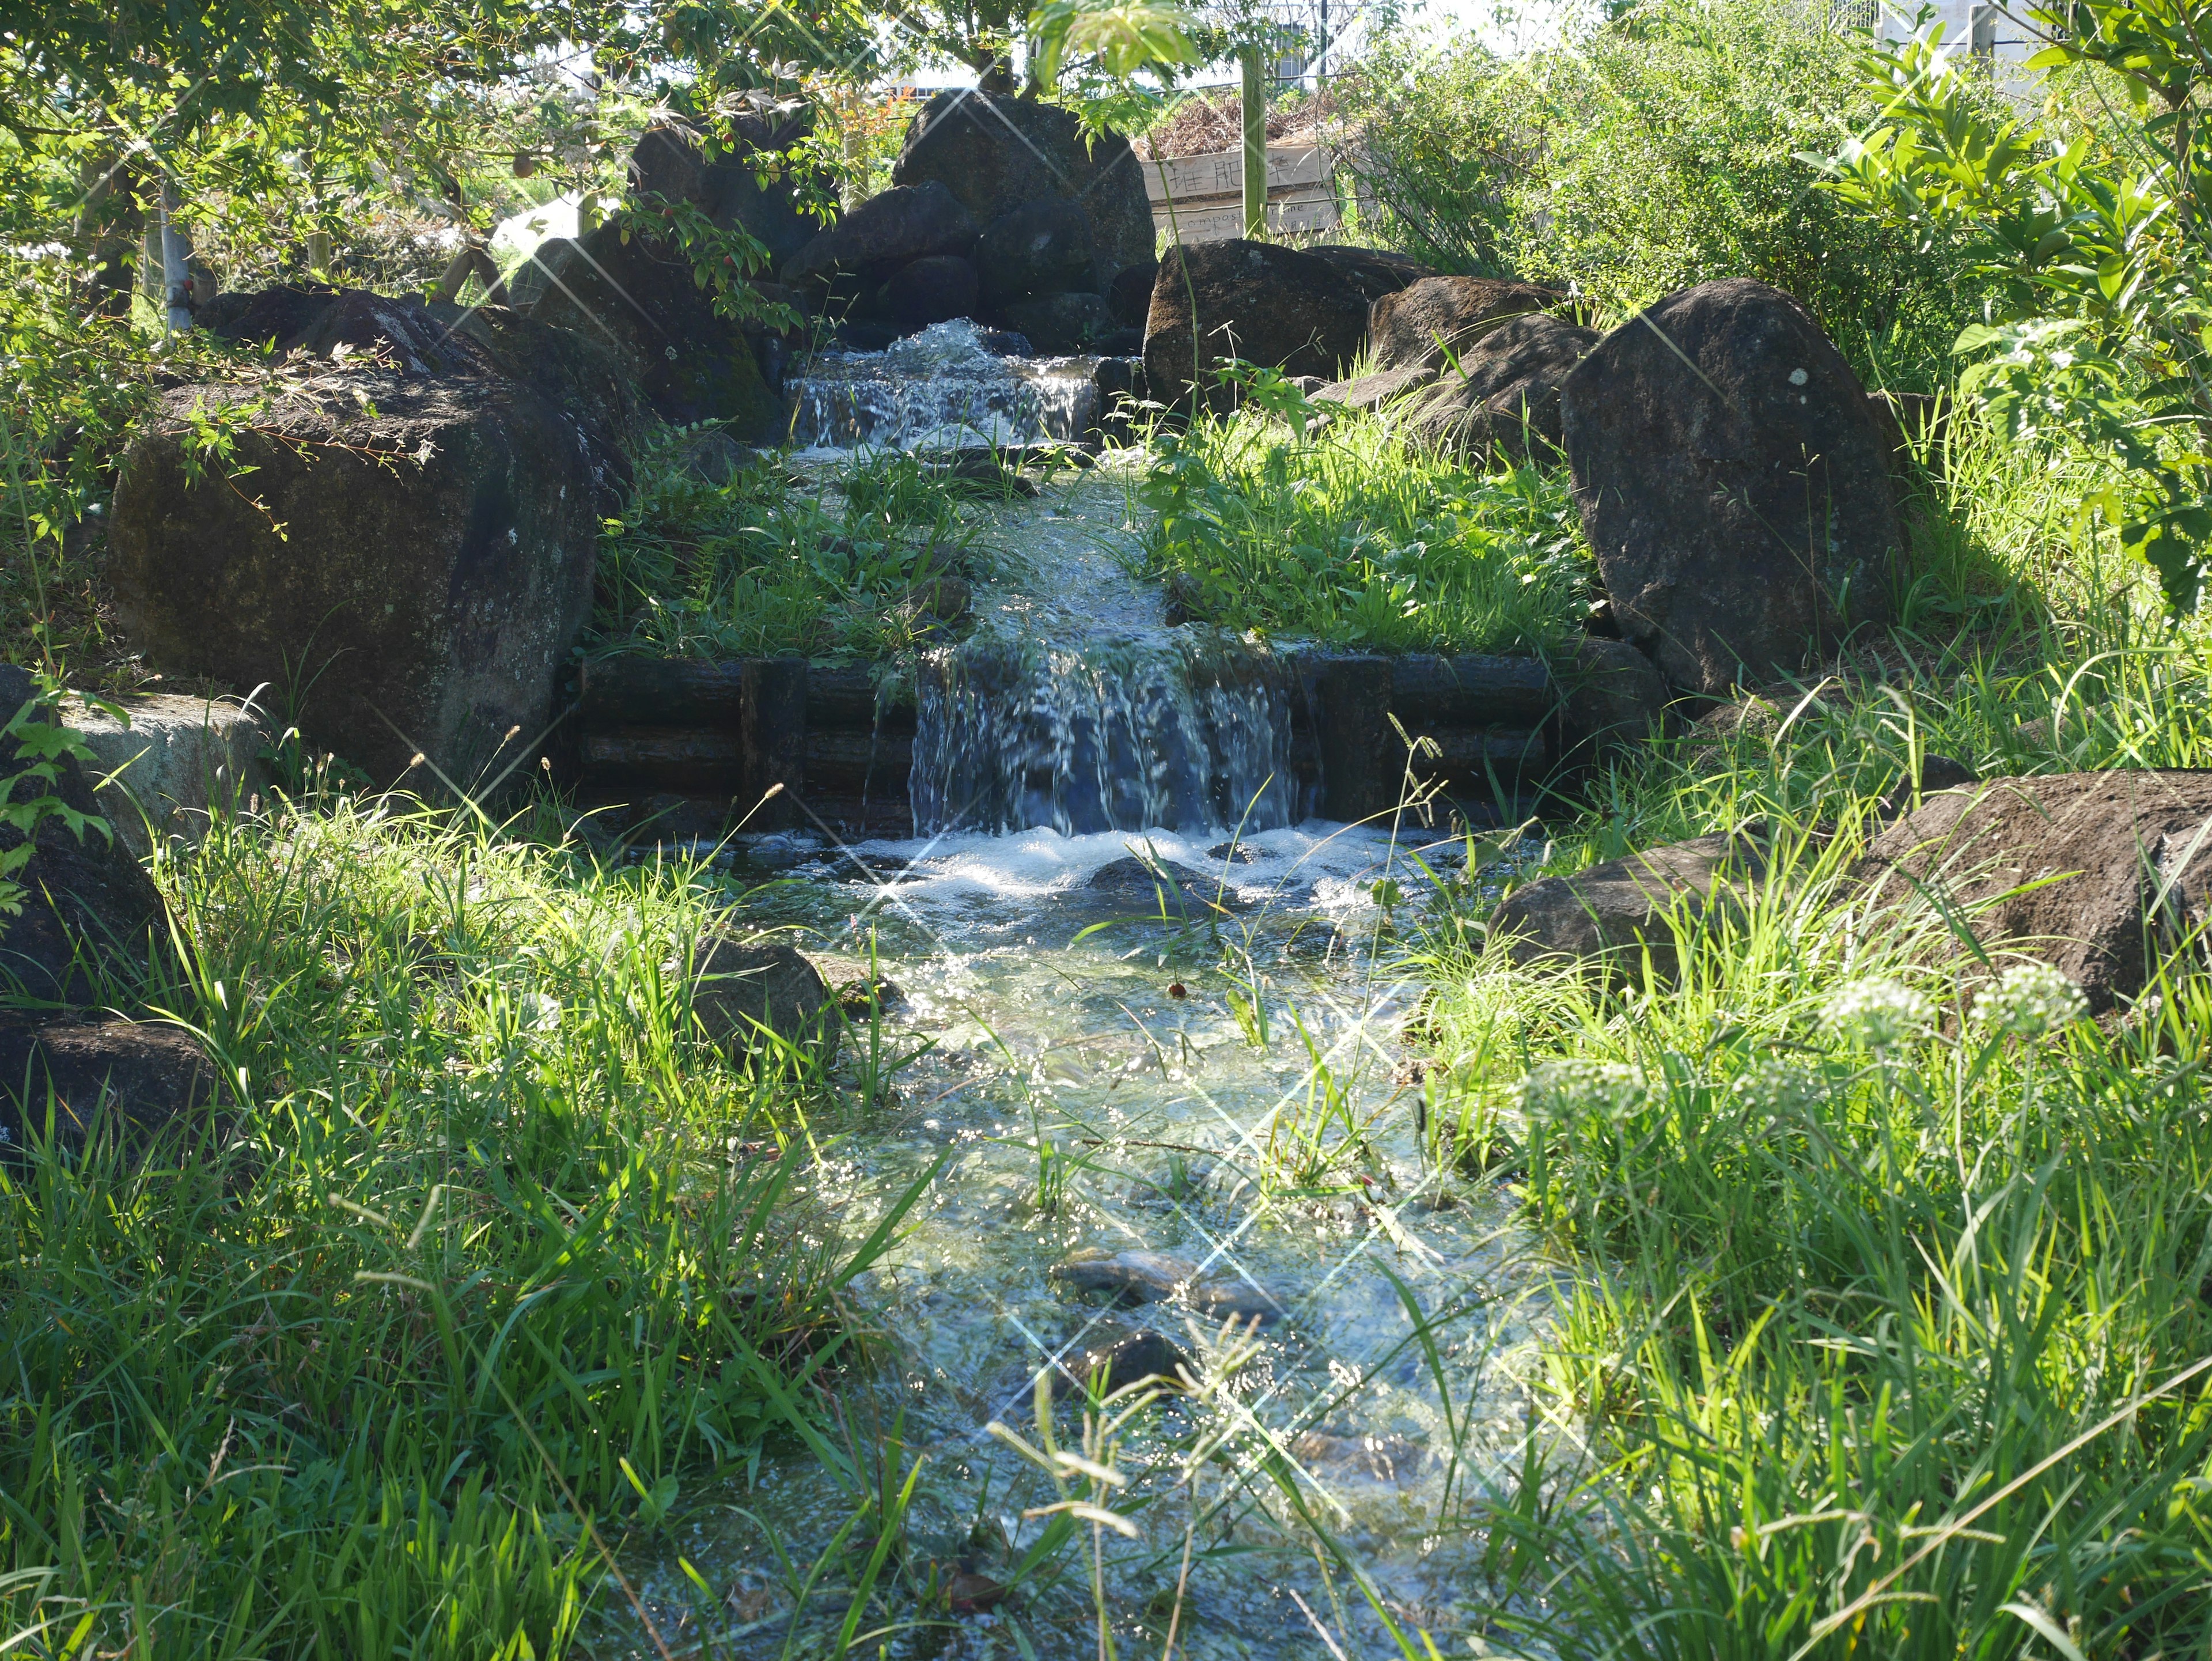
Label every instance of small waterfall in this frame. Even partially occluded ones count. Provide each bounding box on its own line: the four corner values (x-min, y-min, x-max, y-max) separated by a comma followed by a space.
912, 637, 1298, 836
785, 320, 1102, 450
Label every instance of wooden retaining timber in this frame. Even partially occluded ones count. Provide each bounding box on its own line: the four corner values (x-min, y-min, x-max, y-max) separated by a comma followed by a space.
569, 650, 1560, 833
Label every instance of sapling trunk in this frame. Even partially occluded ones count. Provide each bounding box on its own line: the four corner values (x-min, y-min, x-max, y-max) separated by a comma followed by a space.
1241, 48, 1267, 240
159, 179, 194, 331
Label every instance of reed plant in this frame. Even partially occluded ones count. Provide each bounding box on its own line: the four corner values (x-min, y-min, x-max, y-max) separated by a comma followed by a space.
0, 790, 915, 1656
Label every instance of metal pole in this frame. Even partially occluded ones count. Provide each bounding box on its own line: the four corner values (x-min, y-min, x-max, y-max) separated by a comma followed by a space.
160, 179, 194, 332
1241, 47, 1267, 241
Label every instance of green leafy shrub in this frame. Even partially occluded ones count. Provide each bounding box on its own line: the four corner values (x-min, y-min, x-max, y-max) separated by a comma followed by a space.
1339, 0, 1990, 380
1825, 1, 2212, 608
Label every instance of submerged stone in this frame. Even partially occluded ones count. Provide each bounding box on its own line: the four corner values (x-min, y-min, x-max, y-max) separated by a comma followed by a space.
1055, 1247, 1277, 1321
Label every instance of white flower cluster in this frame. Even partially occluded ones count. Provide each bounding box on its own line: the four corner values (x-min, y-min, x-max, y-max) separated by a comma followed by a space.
1518, 1058, 1649, 1121
1821, 978, 1934, 1050
1731, 1057, 1825, 1114
1975, 963, 2089, 1037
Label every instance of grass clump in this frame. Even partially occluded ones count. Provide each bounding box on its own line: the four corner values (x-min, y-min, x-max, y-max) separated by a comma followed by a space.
0, 793, 901, 1656
1138, 402, 1594, 654
592, 426, 1020, 663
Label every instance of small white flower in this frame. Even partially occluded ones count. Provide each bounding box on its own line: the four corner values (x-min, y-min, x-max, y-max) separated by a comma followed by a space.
1975, 963, 2088, 1037
1518, 1058, 1648, 1121
1732, 1057, 1824, 1113
1821, 978, 1934, 1050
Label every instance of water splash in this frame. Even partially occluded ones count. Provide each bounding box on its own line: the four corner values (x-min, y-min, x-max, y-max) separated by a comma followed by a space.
785, 319, 1102, 449
912, 636, 1299, 836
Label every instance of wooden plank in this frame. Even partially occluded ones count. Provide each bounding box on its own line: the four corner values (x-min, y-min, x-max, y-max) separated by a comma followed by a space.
578, 658, 744, 727
1389, 654, 1555, 726
1144, 145, 1329, 203
1156, 196, 1341, 244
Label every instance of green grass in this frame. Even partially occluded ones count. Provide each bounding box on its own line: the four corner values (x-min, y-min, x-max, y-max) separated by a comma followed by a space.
1137, 399, 1596, 655
591, 426, 1024, 664
0, 791, 914, 1656
1395, 408, 2212, 1656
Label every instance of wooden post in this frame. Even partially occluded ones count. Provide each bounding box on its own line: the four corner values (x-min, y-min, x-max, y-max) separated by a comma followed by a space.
1241, 48, 1267, 241
1314, 656, 1393, 822
741, 657, 808, 828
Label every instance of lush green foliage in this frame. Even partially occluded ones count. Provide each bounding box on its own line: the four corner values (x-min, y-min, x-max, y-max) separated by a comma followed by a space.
1138, 394, 1595, 654
0, 794, 910, 1654
1827, 3, 2212, 608
1339, 0, 1988, 377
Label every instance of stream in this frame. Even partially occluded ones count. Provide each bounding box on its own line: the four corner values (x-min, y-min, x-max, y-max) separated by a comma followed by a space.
590, 466, 1557, 1659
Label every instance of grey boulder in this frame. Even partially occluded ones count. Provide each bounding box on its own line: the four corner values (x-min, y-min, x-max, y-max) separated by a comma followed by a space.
1488, 828, 1772, 978
0, 1017, 223, 1157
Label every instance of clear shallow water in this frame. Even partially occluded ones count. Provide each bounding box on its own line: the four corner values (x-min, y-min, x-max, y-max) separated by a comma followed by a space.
590, 823, 1555, 1659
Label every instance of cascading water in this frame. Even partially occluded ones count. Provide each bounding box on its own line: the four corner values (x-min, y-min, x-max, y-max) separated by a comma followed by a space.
785, 319, 1104, 451
911, 637, 1298, 836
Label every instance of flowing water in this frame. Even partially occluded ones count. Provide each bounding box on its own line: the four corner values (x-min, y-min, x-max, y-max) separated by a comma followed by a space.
590, 468, 1555, 1657
786, 320, 1106, 453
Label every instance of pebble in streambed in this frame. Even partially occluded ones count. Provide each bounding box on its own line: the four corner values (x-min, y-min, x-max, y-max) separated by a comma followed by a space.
1288, 1431, 1426, 1486
1047, 1325, 1191, 1400
1054, 1247, 1281, 1322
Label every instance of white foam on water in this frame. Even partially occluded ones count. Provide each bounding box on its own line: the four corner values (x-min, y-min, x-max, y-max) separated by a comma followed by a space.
828, 818, 1465, 918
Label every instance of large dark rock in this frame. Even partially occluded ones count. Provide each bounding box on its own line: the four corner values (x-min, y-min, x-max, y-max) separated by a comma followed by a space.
200, 282, 343, 350
1369, 277, 1562, 372
110, 294, 635, 790
1405, 313, 1598, 462
782, 182, 979, 293
1856, 771, 2212, 1016
0, 665, 165, 1009
1561, 278, 1903, 695
1488, 829, 1771, 979
528, 224, 781, 433
878, 253, 980, 332
688, 930, 834, 1055
976, 197, 1097, 309
1302, 245, 1432, 304
629, 110, 825, 270
1143, 240, 1372, 411
1107, 261, 1160, 328
893, 90, 1153, 287
1003, 290, 1114, 355
0, 1018, 221, 1157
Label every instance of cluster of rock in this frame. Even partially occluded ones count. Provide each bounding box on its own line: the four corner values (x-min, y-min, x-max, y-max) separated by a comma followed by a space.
1138, 253, 1907, 707
113, 290, 638, 790
779, 93, 1157, 355
1491, 764, 2212, 1024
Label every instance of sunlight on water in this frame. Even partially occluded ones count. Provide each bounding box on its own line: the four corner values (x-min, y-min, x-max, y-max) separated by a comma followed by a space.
592, 819, 1555, 1659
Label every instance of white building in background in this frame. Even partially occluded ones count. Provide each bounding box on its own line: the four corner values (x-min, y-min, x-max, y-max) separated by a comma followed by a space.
1878, 0, 2045, 99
